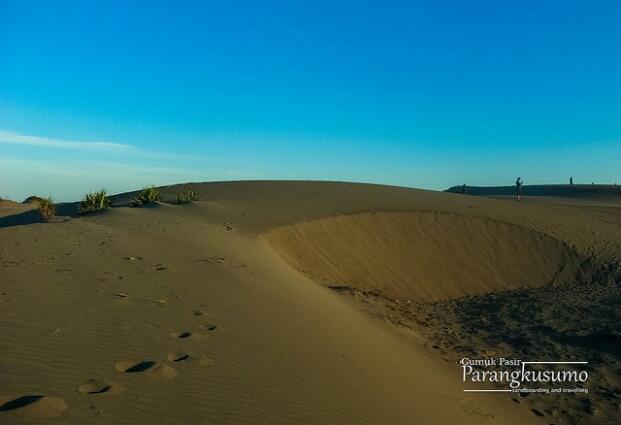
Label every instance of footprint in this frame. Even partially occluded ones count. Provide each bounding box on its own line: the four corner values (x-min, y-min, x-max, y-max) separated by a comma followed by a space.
199, 324, 217, 331
115, 360, 156, 373
115, 361, 177, 379
0, 394, 67, 418
152, 262, 167, 271
194, 256, 226, 264
191, 310, 203, 317
171, 331, 192, 339
112, 293, 166, 306
78, 380, 110, 394
531, 409, 545, 417
167, 349, 189, 362
77, 379, 125, 395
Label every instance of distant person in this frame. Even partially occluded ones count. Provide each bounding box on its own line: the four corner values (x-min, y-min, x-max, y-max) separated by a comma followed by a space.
569, 177, 573, 185
462, 184, 467, 195
515, 177, 523, 201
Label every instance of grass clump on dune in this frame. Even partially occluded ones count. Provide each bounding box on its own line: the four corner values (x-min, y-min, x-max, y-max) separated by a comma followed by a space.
131, 185, 162, 207
37, 197, 56, 221
176, 189, 199, 204
80, 190, 111, 214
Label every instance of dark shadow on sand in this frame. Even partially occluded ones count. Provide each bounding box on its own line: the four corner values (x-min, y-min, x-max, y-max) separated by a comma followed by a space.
0, 202, 81, 229
124, 361, 156, 373
0, 209, 43, 228
0, 395, 44, 412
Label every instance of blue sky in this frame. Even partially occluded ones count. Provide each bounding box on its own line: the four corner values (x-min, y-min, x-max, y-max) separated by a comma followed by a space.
1, 0, 620, 201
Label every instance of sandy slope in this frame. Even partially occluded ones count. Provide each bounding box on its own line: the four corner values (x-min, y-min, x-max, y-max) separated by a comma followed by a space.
1, 181, 619, 424
266, 211, 583, 301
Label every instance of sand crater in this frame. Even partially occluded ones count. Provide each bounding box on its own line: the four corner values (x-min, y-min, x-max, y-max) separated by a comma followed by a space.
266, 211, 583, 301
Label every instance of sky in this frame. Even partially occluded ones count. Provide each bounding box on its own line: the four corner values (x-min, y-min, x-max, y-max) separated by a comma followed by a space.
1, 0, 620, 201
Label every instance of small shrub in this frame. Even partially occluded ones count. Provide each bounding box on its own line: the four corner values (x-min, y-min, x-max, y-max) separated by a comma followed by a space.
38, 197, 55, 221
80, 190, 111, 214
176, 189, 199, 204
131, 186, 161, 207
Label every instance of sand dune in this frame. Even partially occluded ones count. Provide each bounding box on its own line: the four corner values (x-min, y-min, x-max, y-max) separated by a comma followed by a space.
1, 181, 619, 424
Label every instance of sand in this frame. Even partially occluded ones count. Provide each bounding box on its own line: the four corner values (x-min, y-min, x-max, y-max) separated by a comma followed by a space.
1, 181, 619, 424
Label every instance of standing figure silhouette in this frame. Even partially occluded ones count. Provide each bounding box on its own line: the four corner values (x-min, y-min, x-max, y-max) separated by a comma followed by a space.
515, 177, 523, 201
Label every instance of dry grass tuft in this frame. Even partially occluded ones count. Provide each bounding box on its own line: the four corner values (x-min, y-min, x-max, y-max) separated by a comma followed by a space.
80, 190, 111, 214
131, 186, 162, 207
176, 189, 199, 204
37, 197, 56, 221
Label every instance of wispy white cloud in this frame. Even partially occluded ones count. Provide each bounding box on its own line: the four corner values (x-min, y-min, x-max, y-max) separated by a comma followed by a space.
0, 129, 132, 152
0, 156, 195, 176
0, 129, 242, 165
